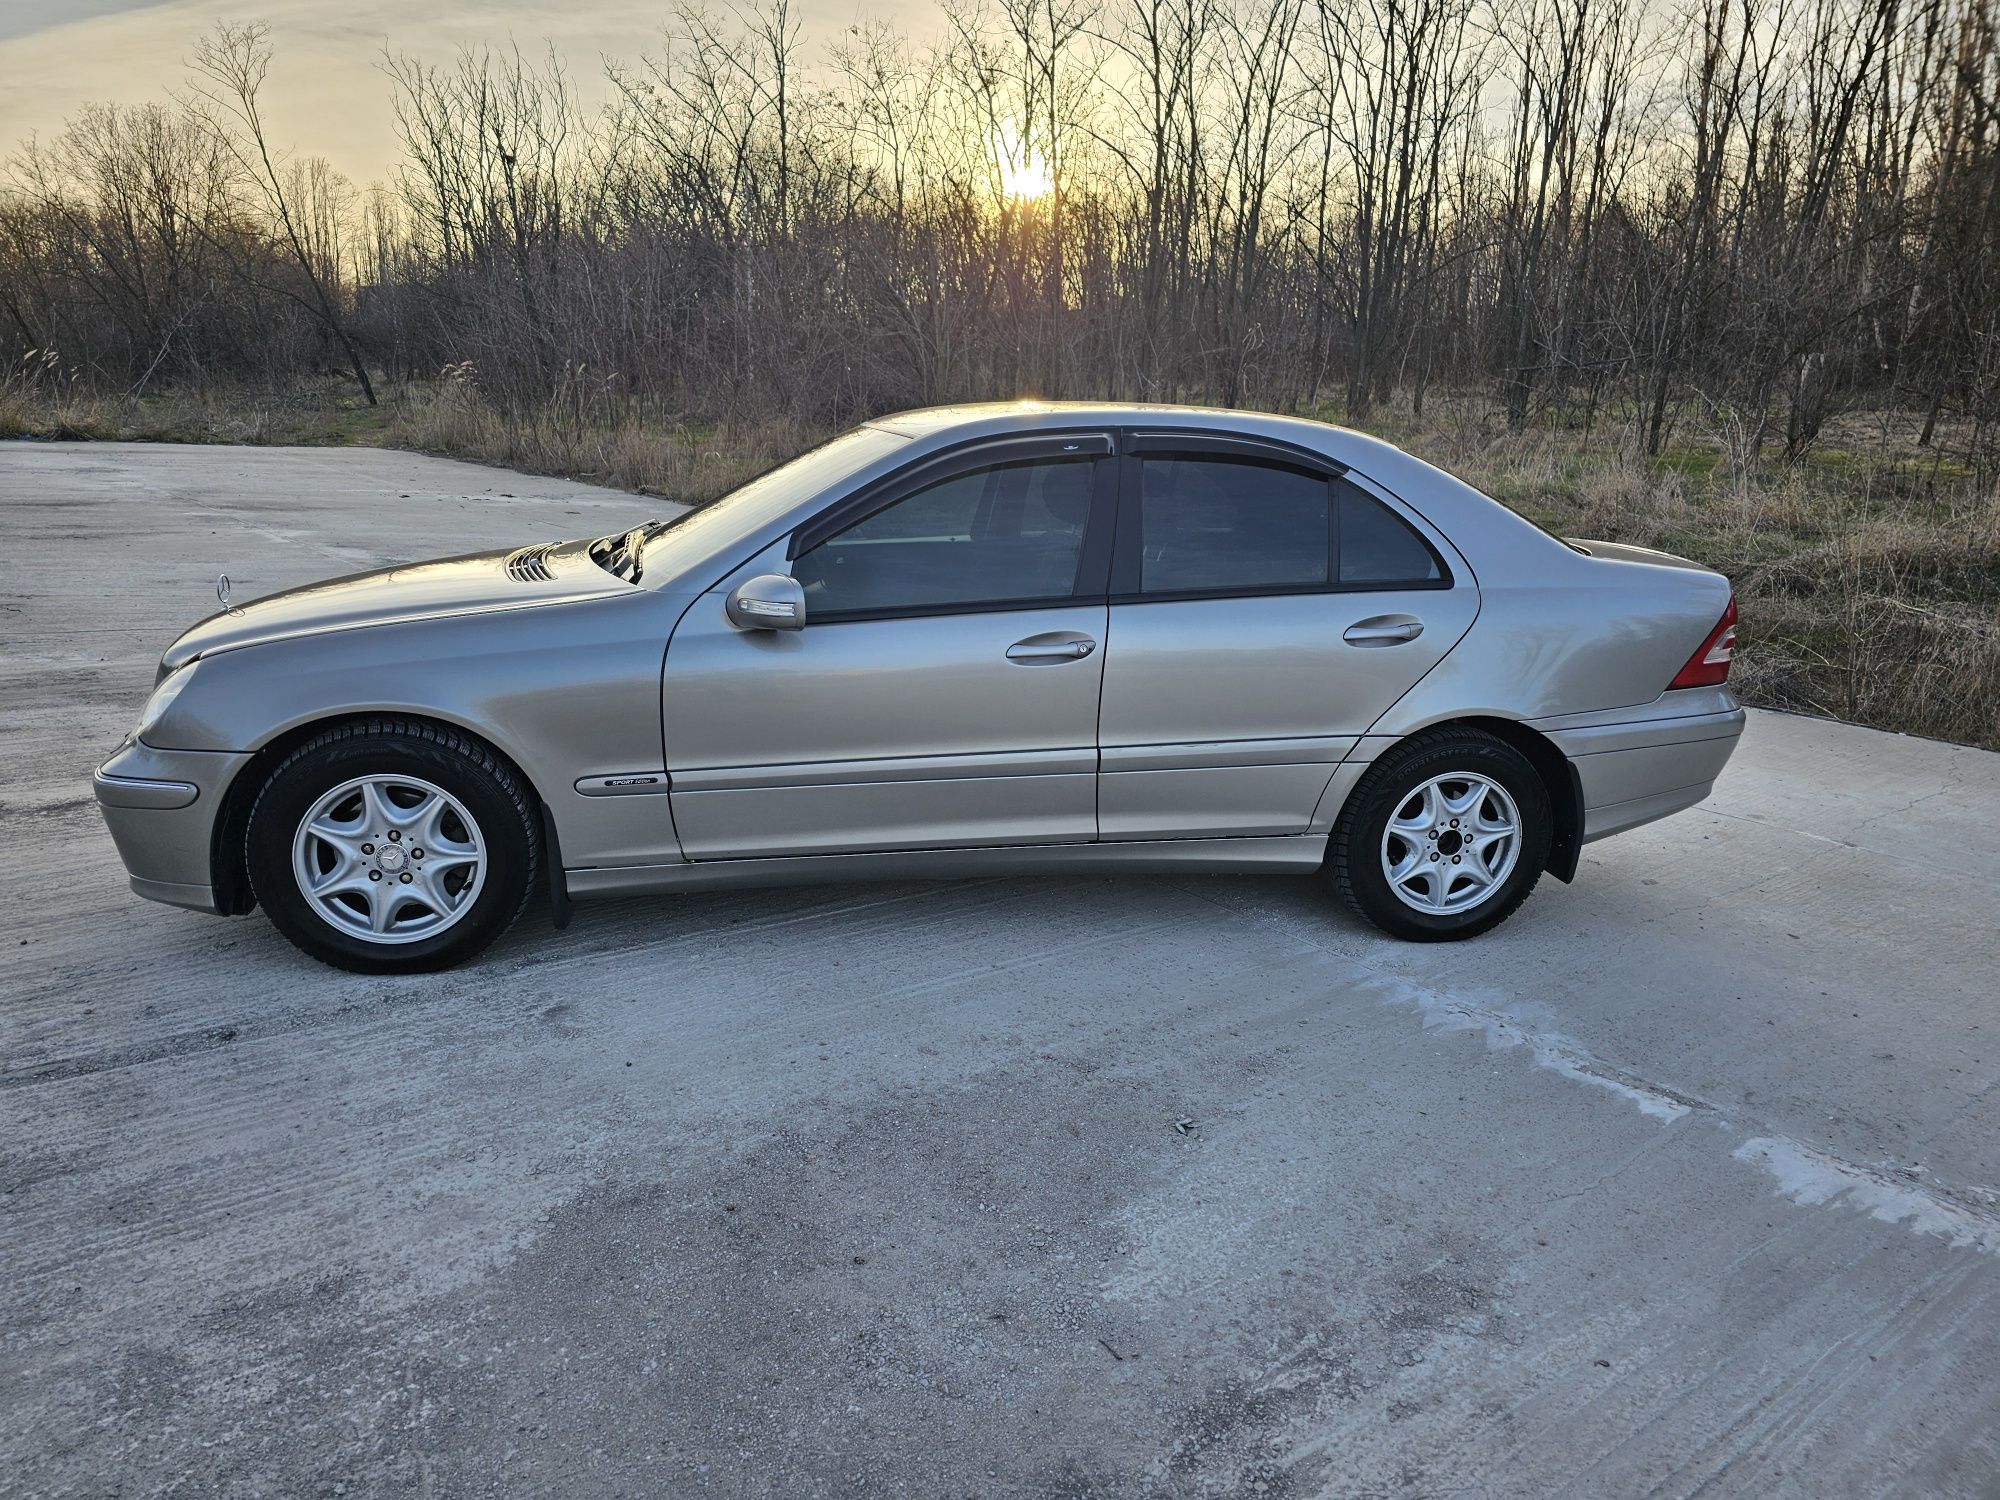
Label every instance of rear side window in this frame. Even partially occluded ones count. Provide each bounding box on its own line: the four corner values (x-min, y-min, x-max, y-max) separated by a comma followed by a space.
1136, 457, 1330, 595
1339, 488, 1443, 586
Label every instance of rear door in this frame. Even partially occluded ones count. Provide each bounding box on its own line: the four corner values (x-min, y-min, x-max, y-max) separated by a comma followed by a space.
1096, 434, 1478, 839
662, 435, 1118, 858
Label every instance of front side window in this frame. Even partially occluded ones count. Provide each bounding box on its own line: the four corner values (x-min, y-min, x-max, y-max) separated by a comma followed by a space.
1136, 457, 1331, 595
794, 457, 1095, 617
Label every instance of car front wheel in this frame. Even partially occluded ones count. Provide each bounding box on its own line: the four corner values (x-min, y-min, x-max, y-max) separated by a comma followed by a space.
1331, 727, 1551, 941
245, 719, 540, 972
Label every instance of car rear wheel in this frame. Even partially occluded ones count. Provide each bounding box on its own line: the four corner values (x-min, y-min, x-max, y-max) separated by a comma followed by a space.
245, 719, 539, 972
1330, 727, 1550, 941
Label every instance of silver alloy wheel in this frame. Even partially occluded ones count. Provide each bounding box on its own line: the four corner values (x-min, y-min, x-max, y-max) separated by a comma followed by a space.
1380, 772, 1522, 916
290, 774, 487, 944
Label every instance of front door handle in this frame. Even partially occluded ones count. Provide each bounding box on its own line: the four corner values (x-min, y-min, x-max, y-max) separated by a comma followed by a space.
1006, 633, 1097, 664
1343, 614, 1425, 646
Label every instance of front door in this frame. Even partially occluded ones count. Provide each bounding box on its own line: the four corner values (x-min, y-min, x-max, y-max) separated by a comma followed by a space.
662, 438, 1116, 859
1096, 437, 1479, 839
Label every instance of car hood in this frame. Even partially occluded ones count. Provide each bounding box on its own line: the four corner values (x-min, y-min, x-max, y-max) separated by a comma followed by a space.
160, 541, 630, 672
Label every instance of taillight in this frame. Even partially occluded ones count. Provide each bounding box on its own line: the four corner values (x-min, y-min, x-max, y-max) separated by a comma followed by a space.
1670, 596, 1738, 689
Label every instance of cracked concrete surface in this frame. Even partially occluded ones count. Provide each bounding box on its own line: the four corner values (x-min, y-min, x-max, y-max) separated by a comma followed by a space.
3, 442, 1998, 1497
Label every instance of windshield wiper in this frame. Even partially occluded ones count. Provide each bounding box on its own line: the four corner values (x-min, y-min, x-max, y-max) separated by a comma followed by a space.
588, 523, 655, 583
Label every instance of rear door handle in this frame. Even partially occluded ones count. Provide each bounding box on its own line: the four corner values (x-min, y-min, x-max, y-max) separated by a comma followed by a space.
1006, 633, 1097, 663
1343, 614, 1424, 646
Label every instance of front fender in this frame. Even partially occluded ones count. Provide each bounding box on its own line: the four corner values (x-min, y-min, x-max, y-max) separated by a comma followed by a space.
141, 591, 687, 869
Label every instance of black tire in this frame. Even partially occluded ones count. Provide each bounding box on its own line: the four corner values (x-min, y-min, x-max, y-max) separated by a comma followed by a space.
1330, 727, 1551, 942
245, 718, 540, 973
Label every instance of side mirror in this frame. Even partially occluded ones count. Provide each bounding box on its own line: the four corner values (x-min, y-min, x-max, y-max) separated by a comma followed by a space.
725, 573, 806, 631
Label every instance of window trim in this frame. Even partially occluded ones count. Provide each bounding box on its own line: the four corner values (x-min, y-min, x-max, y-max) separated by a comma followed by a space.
1124, 429, 1349, 475
787, 432, 1118, 625
799, 594, 1110, 627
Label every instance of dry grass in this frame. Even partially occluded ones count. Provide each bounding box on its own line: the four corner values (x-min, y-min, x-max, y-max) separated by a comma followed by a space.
0, 359, 396, 446
1383, 398, 2000, 752
6, 378, 1996, 750
0, 368, 807, 502
395, 366, 812, 505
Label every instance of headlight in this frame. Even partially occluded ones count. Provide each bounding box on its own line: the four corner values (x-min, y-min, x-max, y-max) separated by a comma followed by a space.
135, 663, 196, 742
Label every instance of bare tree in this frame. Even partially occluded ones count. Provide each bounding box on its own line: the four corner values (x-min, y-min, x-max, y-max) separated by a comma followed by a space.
188, 22, 376, 403
0, 0, 1993, 472
1307, 0, 1487, 419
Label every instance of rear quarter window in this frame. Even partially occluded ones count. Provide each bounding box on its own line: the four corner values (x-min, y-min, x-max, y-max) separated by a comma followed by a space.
1338, 487, 1444, 586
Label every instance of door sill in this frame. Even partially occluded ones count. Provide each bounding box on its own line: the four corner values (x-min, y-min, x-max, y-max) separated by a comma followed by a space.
566, 834, 1329, 898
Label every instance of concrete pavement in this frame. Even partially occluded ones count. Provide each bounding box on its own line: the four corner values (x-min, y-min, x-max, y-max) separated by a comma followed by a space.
2, 442, 1996, 1497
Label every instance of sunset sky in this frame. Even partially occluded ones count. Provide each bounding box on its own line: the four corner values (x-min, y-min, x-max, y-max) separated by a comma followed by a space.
0, 0, 928, 183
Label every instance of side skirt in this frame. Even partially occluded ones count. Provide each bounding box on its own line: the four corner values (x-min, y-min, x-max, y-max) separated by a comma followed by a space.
565, 834, 1329, 899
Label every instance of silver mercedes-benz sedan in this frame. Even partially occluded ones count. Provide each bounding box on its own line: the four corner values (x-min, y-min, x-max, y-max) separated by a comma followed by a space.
94, 403, 1745, 971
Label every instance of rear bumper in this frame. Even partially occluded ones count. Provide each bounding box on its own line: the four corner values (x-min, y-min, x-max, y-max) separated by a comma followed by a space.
1536, 688, 1746, 841
93, 741, 252, 915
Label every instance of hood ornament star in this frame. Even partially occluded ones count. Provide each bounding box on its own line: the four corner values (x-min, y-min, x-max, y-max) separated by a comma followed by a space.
216, 573, 231, 608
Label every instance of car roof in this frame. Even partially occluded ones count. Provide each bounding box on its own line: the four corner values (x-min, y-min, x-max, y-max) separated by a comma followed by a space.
870, 399, 1360, 451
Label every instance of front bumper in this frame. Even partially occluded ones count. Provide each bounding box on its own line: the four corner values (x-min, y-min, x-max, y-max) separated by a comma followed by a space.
94, 740, 253, 914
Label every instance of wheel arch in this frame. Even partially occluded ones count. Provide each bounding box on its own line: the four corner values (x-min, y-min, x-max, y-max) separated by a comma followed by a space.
207, 711, 549, 915
1354, 714, 1583, 884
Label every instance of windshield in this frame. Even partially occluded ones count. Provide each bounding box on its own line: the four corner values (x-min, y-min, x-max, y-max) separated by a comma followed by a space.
638, 424, 910, 586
